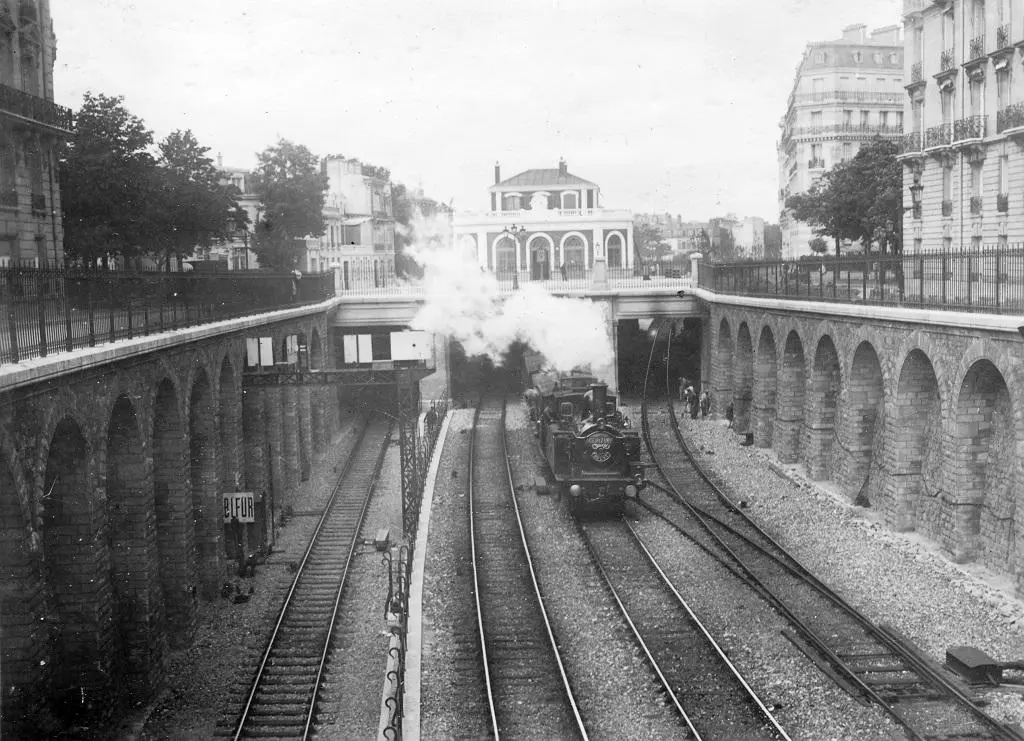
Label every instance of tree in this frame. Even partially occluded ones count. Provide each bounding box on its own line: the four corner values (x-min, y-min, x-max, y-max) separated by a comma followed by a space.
784, 137, 903, 257
250, 139, 329, 271
809, 236, 828, 254
150, 130, 244, 270
59, 92, 157, 266
634, 222, 671, 266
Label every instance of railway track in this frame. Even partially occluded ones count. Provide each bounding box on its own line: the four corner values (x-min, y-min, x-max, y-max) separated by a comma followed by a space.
227, 417, 391, 740
578, 516, 790, 740
640, 324, 1024, 741
469, 397, 587, 739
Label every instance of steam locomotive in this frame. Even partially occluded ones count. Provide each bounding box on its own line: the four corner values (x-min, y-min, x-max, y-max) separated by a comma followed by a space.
526, 370, 646, 514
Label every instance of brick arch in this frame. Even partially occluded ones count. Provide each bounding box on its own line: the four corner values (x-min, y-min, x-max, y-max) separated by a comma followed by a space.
891, 331, 954, 402
713, 317, 734, 417
106, 394, 163, 704
804, 334, 841, 481
753, 325, 778, 448
732, 323, 754, 434
951, 360, 1017, 576
188, 368, 222, 599
840, 341, 885, 505
887, 349, 943, 536
776, 330, 807, 464
152, 377, 194, 644
42, 415, 114, 721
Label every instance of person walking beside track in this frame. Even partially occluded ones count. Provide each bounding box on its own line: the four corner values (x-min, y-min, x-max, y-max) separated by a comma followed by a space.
700, 390, 711, 418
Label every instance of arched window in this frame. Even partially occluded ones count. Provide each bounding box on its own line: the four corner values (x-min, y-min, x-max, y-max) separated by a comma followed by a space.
606, 234, 623, 268
495, 236, 516, 274
562, 235, 585, 269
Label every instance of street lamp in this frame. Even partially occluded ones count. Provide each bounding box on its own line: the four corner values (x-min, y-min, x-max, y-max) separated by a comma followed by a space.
502, 224, 527, 289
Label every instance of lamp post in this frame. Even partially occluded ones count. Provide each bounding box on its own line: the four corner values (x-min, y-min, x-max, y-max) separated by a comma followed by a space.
502, 224, 526, 289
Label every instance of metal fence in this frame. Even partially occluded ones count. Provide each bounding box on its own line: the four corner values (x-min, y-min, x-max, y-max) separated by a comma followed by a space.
0, 265, 336, 365
335, 262, 690, 297
697, 247, 1024, 314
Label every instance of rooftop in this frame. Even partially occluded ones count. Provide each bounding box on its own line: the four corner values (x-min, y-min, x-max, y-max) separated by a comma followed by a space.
491, 168, 597, 191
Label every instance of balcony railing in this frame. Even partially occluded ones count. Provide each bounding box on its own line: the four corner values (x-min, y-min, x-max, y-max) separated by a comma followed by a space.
997, 101, 1024, 132
901, 130, 924, 153
997, 23, 1011, 50
954, 114, 987, 141
998, 193, 1010, 212
911, 61, 923, 82
925, 122, 953, 147
968, 34, 987, 61
0, 265, 336, 365
0, 83, 74, 134
940, 48, 955, 71
942, 199, 953, 216
970, 195, 983, 214
792, 90, 904, 105
783, 122, 904, 139
807, 157, 825, 169
698, 246, 1024, 314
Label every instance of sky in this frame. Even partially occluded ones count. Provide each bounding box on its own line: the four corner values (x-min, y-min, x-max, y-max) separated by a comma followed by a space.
50, 0, 902, 221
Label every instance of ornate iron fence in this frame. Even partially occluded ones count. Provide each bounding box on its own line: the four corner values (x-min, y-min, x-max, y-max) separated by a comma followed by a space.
0, 265, 335, 365
697, 246, 1024, 314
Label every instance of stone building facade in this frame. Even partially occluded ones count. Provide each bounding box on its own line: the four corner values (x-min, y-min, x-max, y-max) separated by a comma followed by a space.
900, 0, 1024, 250
706, 299, 1024, 592
779, 24, 905, 258
452, 159, 634, 280
0, 0, 71, 267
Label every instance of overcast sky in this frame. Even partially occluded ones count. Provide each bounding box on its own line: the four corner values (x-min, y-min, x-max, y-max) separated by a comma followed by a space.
50, 0, 901, 221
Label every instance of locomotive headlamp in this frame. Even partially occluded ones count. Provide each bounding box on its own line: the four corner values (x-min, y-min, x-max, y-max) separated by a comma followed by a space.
625, 484, 638, 498
569, 484, 582, 497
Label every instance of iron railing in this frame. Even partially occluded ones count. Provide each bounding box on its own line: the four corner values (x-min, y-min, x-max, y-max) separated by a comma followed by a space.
940, 47, 955, 71
997, 101, 1024, 132
969, 34, 987, 61
997, 23, 1011, 49
998, 193, 1010, 212
970, 196, 983, 214
808, 157, 826, 169
926, 122, 953, 147
911, 61, 923, 82
0, 265, 335, 365
335, 262, 690, 298
954, 114, 987, 141
902, 130, 924, 153
698, 246, 1024, 314
942, 199, 954, 216
0, 82, 74, 133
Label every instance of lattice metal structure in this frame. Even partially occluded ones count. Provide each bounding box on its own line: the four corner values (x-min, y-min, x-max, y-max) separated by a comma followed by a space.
396, 370, 421, 541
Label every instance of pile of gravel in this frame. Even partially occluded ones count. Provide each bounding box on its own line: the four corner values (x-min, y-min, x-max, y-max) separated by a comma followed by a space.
670, 409, 1024, 730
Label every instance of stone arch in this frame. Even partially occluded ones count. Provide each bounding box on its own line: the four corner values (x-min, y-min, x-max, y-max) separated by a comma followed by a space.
559, 232, 588, 271
776, 330, 806, 464
152, 378, 194, 643
753, 325, 778, 448
840, 341, 885, 505
106, 394, 163, 702
713, 317, 734, 418
952, 360, 1016, 574
188, 369, 221, 598
889, 349, 942, 534
732, 323, 754, 434
804, 335, 841, 481
0, 446, 46, 726
492, 234, 516, 274
43, 416, 113, 717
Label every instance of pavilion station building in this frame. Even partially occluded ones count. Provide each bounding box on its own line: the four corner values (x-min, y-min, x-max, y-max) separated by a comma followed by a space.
452, 159, 635, 281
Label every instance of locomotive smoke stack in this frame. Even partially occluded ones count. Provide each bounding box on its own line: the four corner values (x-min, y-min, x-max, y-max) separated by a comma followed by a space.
590, 383, 607, 420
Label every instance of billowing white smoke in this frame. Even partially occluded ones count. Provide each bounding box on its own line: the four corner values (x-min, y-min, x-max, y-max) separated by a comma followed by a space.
402, 212, 613, 374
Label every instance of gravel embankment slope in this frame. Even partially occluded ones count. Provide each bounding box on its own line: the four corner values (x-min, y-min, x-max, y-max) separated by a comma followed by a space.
664, 406, 1024, 732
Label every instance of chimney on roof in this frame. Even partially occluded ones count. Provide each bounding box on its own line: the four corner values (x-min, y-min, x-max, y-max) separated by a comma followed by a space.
494, 161, 500, 184
870, 25, 902, 45
842, 23, 867, 44
558, 157, 567, 176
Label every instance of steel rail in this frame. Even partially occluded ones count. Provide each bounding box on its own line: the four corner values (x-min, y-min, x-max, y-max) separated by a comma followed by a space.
230, 416, 388, 740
